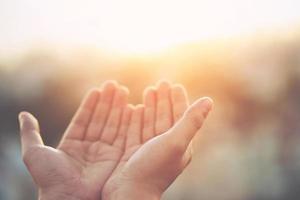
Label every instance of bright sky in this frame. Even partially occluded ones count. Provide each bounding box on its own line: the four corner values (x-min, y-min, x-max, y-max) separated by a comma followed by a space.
0, 0, 300, 55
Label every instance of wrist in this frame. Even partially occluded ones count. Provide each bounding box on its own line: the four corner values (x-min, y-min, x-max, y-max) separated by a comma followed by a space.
38, 189, 82, 200
39, 194, 81, 200
103, 185, 161, 200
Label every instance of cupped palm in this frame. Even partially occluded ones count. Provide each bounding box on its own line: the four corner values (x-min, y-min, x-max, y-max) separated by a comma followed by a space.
19, 81, 132, 199
102, 81, 213, 199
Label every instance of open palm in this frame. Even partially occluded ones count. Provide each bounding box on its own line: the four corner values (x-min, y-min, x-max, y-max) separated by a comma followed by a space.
19, 81, 132, 200
102, 81, 203, 199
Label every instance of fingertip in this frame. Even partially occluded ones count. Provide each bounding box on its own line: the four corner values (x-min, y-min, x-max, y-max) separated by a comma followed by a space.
156, 79, 171, 89
115, 86, 130, 103
143, 87, 156, 106
127, 104, 135, 110
101, 80, 119, 90
86, 88, 101, 98
202, 96, 214, 104
132, 105, 144, 118
171, 84, 186, 93
135, 104, 145, 111
171, 84, 188, 102
200, 97, 213, 116
187, 97, 213, 120
80, 88, 101, 110
119, 86, 130, 96
18, 111, 35, 122
88, 87, 100, 93
165, 97, 213, 152
18, 111, 27, 122
106, 80, 119, 85
18, 111, 39, 132
156, 80, 172, 101
19, 112, 44, 153
143, 86, 156, 97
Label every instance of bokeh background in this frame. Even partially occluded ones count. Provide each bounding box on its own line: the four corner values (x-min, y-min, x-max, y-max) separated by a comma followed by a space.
1, 0, 300, 199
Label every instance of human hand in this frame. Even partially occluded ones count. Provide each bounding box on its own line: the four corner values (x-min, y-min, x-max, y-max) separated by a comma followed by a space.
102, 81, 213, 200
19, 81, 133, 200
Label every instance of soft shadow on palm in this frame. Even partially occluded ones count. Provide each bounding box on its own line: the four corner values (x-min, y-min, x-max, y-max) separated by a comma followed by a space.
121, 81, 188, 163
21, 81, 132, 199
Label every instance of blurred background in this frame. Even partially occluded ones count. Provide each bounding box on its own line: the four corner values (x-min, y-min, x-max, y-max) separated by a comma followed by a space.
1, 0, 300, 199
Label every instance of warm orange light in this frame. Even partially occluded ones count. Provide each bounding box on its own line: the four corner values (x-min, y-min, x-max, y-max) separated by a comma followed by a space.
0, 0, 300, 55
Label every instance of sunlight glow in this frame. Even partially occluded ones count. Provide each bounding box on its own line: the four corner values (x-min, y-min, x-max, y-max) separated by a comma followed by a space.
0, 0, 300, 55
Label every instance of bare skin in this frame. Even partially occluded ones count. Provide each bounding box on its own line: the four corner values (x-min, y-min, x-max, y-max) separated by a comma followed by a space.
19, 81, 133, 200
19, 80, 213, 200
102, 81, 213, 200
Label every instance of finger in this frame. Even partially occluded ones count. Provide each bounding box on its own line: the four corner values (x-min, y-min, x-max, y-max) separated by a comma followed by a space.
142, 87, 156, 143
19, 112, 43, 156
166, 97, 213, 151
171, 84, 189, 122
101, 86, 129, 144
62, 89, 100, 141
85, 81, 118, 141
125, 105, 144, 148
155, 80, 173, 135
113, 104, 134, 149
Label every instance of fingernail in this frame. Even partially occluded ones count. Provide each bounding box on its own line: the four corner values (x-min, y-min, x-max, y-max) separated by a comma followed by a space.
18, 112, 26, 128
201, 97, 213, 117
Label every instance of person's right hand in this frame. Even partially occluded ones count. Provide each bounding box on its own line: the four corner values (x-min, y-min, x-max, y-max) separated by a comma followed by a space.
19, 81, 132, 200
102, 81, 213, 200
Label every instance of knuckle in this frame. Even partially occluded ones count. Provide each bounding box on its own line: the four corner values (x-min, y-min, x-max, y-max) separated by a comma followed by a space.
185, 108, 204, 129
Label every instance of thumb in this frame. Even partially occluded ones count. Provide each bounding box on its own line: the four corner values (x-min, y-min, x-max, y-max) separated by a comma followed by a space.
166, 97, 213, 151
19, 112, 44, 155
